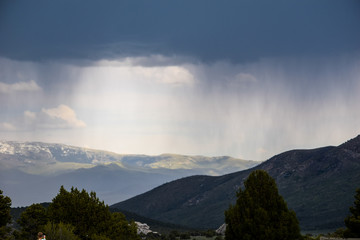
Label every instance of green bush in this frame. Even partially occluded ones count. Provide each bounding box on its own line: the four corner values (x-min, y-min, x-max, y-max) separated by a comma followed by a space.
43, 222, 80, 240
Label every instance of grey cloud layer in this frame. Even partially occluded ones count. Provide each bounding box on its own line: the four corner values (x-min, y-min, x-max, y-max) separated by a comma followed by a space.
0, 104, 86, 131
0, 80, 41, 93
0, 0, 359, 62
0, 1, 359, 160
2, 54, 358, 160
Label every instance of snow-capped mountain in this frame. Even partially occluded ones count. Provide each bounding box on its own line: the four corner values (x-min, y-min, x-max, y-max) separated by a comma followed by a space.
0, 141, 259, 207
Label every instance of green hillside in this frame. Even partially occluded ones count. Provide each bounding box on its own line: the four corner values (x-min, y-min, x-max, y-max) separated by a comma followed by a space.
112, 135, 360, 232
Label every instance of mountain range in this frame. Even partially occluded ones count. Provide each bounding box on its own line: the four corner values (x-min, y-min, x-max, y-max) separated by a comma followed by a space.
112, 135, 360, 232
0, 141, 258, 206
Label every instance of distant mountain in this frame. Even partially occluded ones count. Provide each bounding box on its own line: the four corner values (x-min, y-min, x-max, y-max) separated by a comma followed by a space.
112, 135, 360, 232
0, 141, 258, 206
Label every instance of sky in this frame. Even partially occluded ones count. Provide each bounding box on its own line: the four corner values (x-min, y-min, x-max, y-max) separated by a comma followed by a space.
0, 0, 360, 161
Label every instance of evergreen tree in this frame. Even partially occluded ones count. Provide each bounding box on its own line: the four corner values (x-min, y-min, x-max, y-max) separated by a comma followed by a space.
48, 186, 139, 240
48, 186, 110, 238
0, 190, 12, 239
344, 188, 360, 238
17, 203, 48, 240
105, 212, 139, 240
225, 170, 302, 240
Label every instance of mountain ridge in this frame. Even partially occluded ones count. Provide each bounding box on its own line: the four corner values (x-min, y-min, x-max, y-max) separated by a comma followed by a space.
112, 135, 360, 232
0, 140, 259, 206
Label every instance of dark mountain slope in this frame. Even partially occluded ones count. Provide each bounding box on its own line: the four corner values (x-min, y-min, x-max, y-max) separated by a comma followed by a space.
112, 135, 360, 231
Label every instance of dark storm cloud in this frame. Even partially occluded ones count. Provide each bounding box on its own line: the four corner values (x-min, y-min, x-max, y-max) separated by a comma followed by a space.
0, 0, 359, 62
1, 0, 360, 160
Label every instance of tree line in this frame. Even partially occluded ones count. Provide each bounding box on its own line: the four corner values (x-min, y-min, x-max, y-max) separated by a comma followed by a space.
1, 186, 139, 240
1, 170, 360, 240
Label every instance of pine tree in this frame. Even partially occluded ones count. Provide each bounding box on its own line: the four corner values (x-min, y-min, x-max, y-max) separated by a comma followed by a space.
225, 170, 302, 240
17, 203, 48, 240
344, 188, 360, 238
48, 186, 111, 238
0, 190, 12, 239
47, 186, 140, 240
